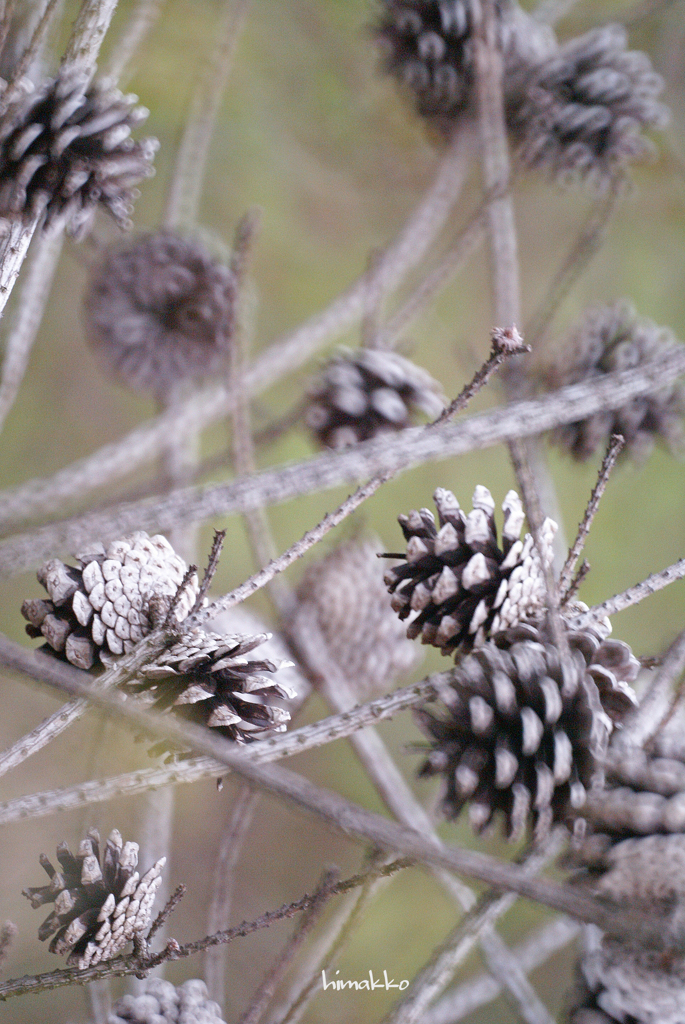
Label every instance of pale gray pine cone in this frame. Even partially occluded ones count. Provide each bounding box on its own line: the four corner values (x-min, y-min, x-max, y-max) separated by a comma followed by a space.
568, 925, 685, 1024
544, 301, 685, 461
22, 828, 165, 970
84, 230, 238, 400
416, 619, 638, 841
0, 69, 158, 237
383, 486, 557, 656
508, 24, 669, 185
373, 0, 554, 133
22, 531, 199, 670
127, 628, 296, 757
108, 978, 227, 1024
306, 347, 444, 449
293, 538, 421, 699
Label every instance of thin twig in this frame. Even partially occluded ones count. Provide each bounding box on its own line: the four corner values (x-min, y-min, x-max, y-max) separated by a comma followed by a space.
0, 696, 87, 779
238, 869, 340, 1024
559, 434, 625, 599
524, 181, 623, 351
147, 885, 187, 943
578, 557, 685, 626
4, 350, 685, 576
205, 785, 260, 1007
104, 0, 166, 84
0, 675, 440, 827
1, 0, 63, 109
191, 530, 226, 615
621, 627, 685, 749
564, 560, 590, 603
424, 917, 580, 1024
163, 0, 251, 228
162, 563, 199, 627
381, 835, 563, 1024
0, 225, 64, 435
434, 325, 530, 423
0, 127, 470, 533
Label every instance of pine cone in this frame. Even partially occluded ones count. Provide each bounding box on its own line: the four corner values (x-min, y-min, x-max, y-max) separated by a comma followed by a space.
22, 532, 199, 670
0, 70, 158, 237
23, 828, 165, 969
84, 230, 238, 400
508, 25, 668, 185
293, 538, 421, 699
415, 620, 637, 840
127, 628, 296, 757
383, 486, 557, 656
305, 347, 444, 449
373, 0, 554, 133
108, 979, 227, 1024
544, 302, 685, 461
569, 928, 685, 1024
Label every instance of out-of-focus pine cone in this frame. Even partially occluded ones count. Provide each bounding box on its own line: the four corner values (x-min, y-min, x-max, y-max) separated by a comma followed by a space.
415, 620, 637, 840
293, 539, 421, 699
0, 70, 157, 237
108, 978, 227, 1024
22, 532, 198, 670
84, 230, 238, 400
306, 347, 444, 449
544, 302, 685, 461
23, 828, 165, 970
373, 0, 554, 133
127, 628, 296, 757
383, 486, 557, 656
568, 927, 685, 1024
508, 25, 668, 185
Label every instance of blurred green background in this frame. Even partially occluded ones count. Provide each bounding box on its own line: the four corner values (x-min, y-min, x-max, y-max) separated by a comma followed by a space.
0, 0, 684, 1021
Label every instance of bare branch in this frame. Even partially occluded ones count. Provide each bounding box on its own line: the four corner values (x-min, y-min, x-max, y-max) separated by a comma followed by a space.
578, 557, 685, 627
559, 434, 625, 599
0, 696, 87, 780
147, 884, 187, 943
3, 350, 684, 576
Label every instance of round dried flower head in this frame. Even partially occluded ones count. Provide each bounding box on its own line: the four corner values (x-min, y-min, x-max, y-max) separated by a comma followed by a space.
23, 827, 165, 969
383, 485, 557, 656
545, 302, 685, 461
109, 978, 227, 1024
306, 347, 444, 449
373, 0, 554, 134
22, 531, 199, 670
414, 619, 633, 841
0, 70, 157, 237
293, 538, 421, 699
84, 230, 238, 399
508, 25, 669, 185
127, 628, 296, 758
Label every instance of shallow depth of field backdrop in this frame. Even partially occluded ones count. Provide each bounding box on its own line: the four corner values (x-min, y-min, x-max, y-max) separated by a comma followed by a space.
0, 0, 684, 1021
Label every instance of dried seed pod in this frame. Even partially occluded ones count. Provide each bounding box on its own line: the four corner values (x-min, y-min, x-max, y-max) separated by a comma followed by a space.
84, 230, 238, 400
23, 828, 165, 969
108, 978, 227, 1024
373, 0, 554, 133
127, 628, 297, 757
544, 302, 685, 461
293, 538, 421, 699
22, 531, 198, 669
0, 70, 157, 237
415, 619, 636, 840
509, 25, 669, 185
306, 347, 444, 449
383, 486, 557, 656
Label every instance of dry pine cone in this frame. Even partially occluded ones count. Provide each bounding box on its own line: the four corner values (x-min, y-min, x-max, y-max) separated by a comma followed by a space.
416, 620, 637, 840
22, 531, 198, 669
0, 70, 157, 236
383, 486, 557, 656
84, 230, 238, 400
545, 302, 685, 461
306, 347, 444, 449
108, 979, 227, 1024
23, 828, 164, 969
128, 628, 296, 757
